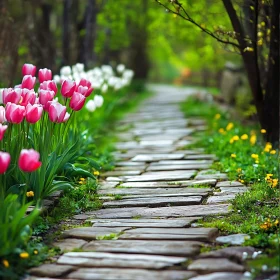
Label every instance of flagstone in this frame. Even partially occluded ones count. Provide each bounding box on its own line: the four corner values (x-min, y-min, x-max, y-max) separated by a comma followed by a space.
29, 264, 74, 277
125, 170, 196, 182
82, 240, 203, 257
146, 164, 211, 171
206, 194, 236, 204
184, 154, 217, 160
67, 268, 196, 280
120, 227, 218, 242
218, 186, 248, 194
101, 170, 142, 177
89, 204, 230, 219
115, 161, 147, 166
57, 252, 187, 269
91, 218, 202, 228
188, 258, 245, 273
119, 179, 216, 187
216, 234, 250, 245
103, 196, 202, 208
98, 188, 210, 197
189, 272, 243, 280
195, 173, 228, 180
132, 153, 185, 162
63, 227, 130, 240
53, 238, 88, 252
216, 181, 245, 188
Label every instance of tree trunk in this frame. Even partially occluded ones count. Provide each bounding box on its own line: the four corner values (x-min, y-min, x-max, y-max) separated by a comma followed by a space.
63, 0, 71, 65
78, 0, 98, 67
263, 0, 279, 143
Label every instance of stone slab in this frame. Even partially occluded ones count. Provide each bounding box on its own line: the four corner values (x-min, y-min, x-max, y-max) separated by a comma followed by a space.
132, 154, 185, 162
216, 181, 245, 188
98, 187, 210, 197
184, 155, 217, 160
188, 258, 245, 272
58, 252, 186, 269
206, 194, 236, 204
89, 204, 230, 219
91, 218, 202, 228
125, 170, 196, 182
67, 268, 196, 280
63, 227, 129, 240
103, 196, 202, 208
216, 234, 250, 245
150, 160, 213, 165
189, 272, 243, 280
115, 161, 147, 166
218, 187, 248, 194
199, 246, 255, 262
119, 179, 216, 188
146, 164, 211, 171
53, 238, 88, 252
120, 227, 218, 242
195, 173, 228, 180
29, 264, 74, 277
82, 240, 203, 257
101, 170, 142, 177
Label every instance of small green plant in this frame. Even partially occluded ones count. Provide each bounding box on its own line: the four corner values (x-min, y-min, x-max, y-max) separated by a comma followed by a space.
96, 233, 120, 240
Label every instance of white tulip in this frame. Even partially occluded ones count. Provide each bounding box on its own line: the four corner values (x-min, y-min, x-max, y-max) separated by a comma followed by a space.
117, 64, 125, 73
94, 95, 104, 108
85, 100, 96, 112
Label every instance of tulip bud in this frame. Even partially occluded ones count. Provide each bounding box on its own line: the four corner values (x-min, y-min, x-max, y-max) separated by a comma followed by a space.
25, 104, 43, 124
85, 100, 96, 112
5, 102, 25, 124
48, 101, 68, 123
0, 124, 8, 141
0, 106, 6, 123
2, 88, 21, 104
39, 89, 55, 109
18, 149, 42, 172
93, 95, 104, 108
61, 79, 76, 98
0, 151, 10, 174
22, 63, 37, 77
40, 80, 57, 94
78, 78, 93, 97
70, 92, 86, 111
20, 89, 36, 107
38, 68, 52, 83
22, 75, 36, 90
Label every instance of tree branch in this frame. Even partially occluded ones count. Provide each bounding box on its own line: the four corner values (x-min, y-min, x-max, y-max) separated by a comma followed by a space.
154, 0, 240, 49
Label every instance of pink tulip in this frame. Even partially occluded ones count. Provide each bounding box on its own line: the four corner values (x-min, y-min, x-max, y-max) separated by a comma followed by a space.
5, 102, 25, 124
2, 88, 21, 104
22, 63, 36, 77
22, 75, 36, 90
61, 79, 76, 98
40, 80, 57, 94
25, 104, 43, 124
38, 68, 52, 83
20, 89, 36, 107
48, 101, 68, 123
18, 149, 41, 172
0, 124, 8, 141
39, 90, 55, 109
69, 92, 86, 111
77, 79, 93, 97
0, 151, 10, 174
0, 106, 6, 123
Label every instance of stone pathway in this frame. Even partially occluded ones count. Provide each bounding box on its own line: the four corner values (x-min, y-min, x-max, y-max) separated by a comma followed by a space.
27, 85, 253, 280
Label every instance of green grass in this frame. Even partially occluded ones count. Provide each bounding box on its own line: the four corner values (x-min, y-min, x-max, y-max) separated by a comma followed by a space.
181, 95, 279, 276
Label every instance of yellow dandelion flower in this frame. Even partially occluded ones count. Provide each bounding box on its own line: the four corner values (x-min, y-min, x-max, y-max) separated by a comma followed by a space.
272, 179, 278, 188
251, 154, 259, 159
270, 150, 276, 155
260, 129, 266, 133
231, 154, 236, 158
80, 178, 86, 181
20, 252, 29, 259
241, 134, 248, 140
93, 171, 100, 176
218, 128, 225, 134
226, 122, 234, 131
214, 113, 221, 120
250, 134, 257, 145
34, 250, 38, 255
274, 219, 279, 226
255, 160, 259, 164
26, 191, 34, 197
239, 179, 245, 183
229, 138, 234, 144
236, 168, 242, 173
2, 259, 9, 268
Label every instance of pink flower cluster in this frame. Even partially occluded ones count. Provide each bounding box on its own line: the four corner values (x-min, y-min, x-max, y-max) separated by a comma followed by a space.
0, 63, 93, 128
0, 149, 41, 174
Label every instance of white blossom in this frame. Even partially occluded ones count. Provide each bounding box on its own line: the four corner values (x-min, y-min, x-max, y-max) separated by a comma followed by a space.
93, 95, 104, 108
85, 100, 96, 112
117, 64, 125, 73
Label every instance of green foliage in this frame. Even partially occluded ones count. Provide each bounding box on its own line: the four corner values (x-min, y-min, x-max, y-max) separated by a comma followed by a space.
182, 95, 279, 254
